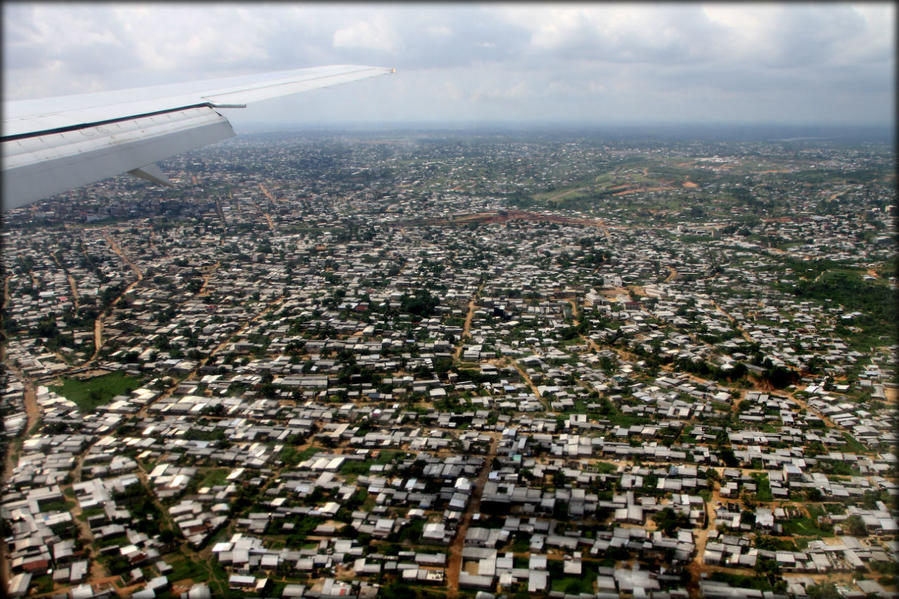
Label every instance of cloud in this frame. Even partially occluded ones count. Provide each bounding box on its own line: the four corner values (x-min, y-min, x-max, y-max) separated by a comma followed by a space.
489, 4, 723, 66
470, 81, 530, 102
333, 16, 399, 53
426, 25, 452, 38
701, 4, 894, 69
2, 3, 894, 126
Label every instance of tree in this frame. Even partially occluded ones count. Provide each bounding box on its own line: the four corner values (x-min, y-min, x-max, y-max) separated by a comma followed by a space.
844, 514, 867, 537
654, 507, 691, 536
36, 316, 60, 339
806, 582, 840, 599
401, 288, 439, 318
159, 528, 176, 549
552, 469, 566, 488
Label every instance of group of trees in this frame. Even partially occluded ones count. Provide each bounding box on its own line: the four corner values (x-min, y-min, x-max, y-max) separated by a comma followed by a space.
653, 507, 692, 536
400, 288, 439, 318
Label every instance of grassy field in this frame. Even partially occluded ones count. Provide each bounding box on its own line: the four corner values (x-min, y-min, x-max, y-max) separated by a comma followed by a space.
195, 468, 230, 489
340, 449, 404, 475
780, 505, 834, 538
751, 472, 773, 502
50, 372, 143, 412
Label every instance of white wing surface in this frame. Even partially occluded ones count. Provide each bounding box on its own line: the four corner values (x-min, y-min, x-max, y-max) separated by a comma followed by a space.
2, 65, 393, 210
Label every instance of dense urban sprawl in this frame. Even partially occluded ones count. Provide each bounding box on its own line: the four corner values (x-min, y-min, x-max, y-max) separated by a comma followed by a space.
1, 130, 896, 599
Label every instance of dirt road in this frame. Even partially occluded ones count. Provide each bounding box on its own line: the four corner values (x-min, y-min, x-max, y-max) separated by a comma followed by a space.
80, 231, 145, 365
138, 295, 285, 419
198, 262, 221, 297
1, 367, 41, 483
103, 231, 143, 281
454, 281, 484, 361
508, 358, 546, 410
1, 274, 9, 312
685, 472, 721, 598
445, 434, 499, 598
0, 366, 41, 592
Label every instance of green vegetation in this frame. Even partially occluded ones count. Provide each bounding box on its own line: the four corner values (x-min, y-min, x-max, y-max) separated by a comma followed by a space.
39, 497, 74, 513
552, 573, 597, 594
875, 255, 898, 279
842, 514, 867, 537
756, 535, 797, 552
50, 372, 144, 412
339, 450, 403, 475
278, 446, 307, 467
340, 459, 374, 476
167, 554, 213, 585
653, 507, 692, 536
751, 472, 773, 502
295, 446, 322, 461
30, 575, 53, 594
780, 505, 833, 537
777, 260, 896, 350
840, 433, 868, 454
401, 289, 440, 318
284, 515, 324, 546
708, 571, 778, 592
805, 582, 840, 599
593, 461, 618, 474
115, 482, 168, 536
195, 468, 230, 489
871, 559, 899, 576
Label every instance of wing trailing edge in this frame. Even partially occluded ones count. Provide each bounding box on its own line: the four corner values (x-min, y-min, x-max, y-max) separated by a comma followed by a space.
2, 65, 393, 209
3, 107, 233, 210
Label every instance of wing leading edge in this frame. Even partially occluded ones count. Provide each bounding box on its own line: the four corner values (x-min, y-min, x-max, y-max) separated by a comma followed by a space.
2, 65, 393, 210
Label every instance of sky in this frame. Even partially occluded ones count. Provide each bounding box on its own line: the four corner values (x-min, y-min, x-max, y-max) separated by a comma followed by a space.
3, 2, 895, 130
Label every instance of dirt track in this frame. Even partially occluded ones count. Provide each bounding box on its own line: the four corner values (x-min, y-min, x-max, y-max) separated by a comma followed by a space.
454, 281, 484, 361
0, 366, 42, 592
445, 434, 499, 598
685, 474, 721, 598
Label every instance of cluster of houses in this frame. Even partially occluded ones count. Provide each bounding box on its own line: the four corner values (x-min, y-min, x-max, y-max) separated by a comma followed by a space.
2, 134, 897, 597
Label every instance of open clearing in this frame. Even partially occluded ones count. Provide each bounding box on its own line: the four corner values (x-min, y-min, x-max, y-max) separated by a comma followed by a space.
50, 372, 144, 412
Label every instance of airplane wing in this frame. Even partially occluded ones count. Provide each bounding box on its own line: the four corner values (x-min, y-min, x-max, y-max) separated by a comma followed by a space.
2, 64, 394, 210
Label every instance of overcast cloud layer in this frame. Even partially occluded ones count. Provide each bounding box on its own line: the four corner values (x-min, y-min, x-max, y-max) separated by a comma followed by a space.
3, 2, 895, 128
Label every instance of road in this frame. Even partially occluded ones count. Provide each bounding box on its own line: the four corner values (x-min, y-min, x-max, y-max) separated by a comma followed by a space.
51, 253, 81, 310
711, 300, 753, 343
253, 187, 277, 232
87, 274, 144, 365
50, 293, 287, 596
1, 274, 9, 312
0, 366, 41, 593
198, 262, 221, 297
139, 295, 285, 420
685, 471, 721, 598
445, 433, 499, 598
0, 367, 41, 484
65, 444, 113, 590
103, 230, 143, 281
507, 357, 547, 410
454, 280, 484, 361
75, 231, 147, 366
